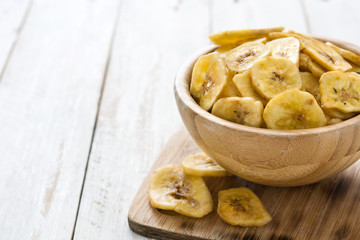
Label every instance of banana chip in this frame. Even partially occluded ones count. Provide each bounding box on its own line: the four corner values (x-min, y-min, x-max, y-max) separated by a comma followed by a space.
217, 187, 272, 227
251, 57, 302, 100
181, 152, 231, 177
288, 31, 352, 71
190, 52, 230, 111
322, 107, 357, 120
149, 165, 213, 218
320, 71, 360, 113
225, 42, 270, 73
209, 27, 284, 45
264, 89, 327, 130
300, 72, 321, 104
266, 37, 300, 66
212, 97, 264, 127
232, 70, 268, 106
299, 53, 326, 78
326, 42, 360, 66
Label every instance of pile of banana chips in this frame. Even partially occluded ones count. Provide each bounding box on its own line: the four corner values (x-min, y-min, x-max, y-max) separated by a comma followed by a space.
149, 153, 272, 227
190, 27, 360, 130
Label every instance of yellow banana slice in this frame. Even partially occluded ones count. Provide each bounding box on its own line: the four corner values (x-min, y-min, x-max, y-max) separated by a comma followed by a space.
219, 76, 241, 98
299, 53, 326, 78
251, 57, 302, 100
232, 70, 268, 106
322, 107, 357, 120
327, 116, 343, 125
190, 52, 230, 111
324, 111, 343, 125
149, 165, 213, 218
263, 89, 327, 130
217, 187, 272, 227
266, 37, 300, 66
267, 32, 294, 41
300, 72, 321, 104
320, 71, 360, 113
216, 38, 267, 59
287, 31, 351, 71
181, 152, 231, 177
347, 61, 360, 73
225, 42, 270, 73
326, 42, 360, 66
216, 44, 241, 58
212, 97, 264, 127
209, 26, 284, 45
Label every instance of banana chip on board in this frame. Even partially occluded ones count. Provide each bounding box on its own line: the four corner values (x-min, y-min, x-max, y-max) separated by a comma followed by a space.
217, 187, 272, 227
149, 165, 213, 218
181, 152, 231, 177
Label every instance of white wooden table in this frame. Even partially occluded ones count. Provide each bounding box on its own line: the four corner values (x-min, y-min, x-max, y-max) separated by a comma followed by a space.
1, 0, 360, 239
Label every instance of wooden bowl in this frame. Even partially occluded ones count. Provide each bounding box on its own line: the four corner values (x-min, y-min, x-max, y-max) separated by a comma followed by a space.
174, 38, 360, 187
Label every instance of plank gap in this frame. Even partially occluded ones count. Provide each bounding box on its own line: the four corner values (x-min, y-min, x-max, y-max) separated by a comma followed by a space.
70, 0, 123, 238
299, 0, 312, 34
0, 0, 33, 83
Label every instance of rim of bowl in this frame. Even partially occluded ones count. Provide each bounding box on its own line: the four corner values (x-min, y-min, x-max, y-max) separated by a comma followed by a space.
174, 36, 360, 137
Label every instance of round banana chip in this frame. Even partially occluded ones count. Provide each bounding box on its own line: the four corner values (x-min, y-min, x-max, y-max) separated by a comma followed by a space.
181, 152, 231, 177
232, 70, 268, 106
320, 71, 360, 113
251, 57, 302, 100
266, 37, 300, 66
190, 52, 230, 111
225, 42, 270, 73
217, 187, 272, 227
300, 72, 321, 104
263, 89, 327, 130
149, 165, 213, 218
212, 97, 264, 127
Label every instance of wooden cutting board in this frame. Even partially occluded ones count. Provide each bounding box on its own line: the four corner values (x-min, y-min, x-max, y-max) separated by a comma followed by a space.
128, 127, 360, 240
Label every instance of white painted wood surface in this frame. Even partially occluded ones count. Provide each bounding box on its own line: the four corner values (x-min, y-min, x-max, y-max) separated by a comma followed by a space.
0, 0, 117, 239
0, 0, 360, 239
73, 0, 210, 239
0, 0, 31, 77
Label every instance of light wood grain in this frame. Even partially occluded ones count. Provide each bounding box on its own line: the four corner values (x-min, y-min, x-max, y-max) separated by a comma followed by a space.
73, 0, 210, 239
0, 0, 31, 78
129, 127, 360, 240
0, 0, 118, 239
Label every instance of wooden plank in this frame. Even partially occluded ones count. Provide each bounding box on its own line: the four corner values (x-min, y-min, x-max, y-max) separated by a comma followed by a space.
0, 0, 118, 239
128, 127, 360, 240
302, 0, 360, 45
73, 0, 211, 239
212, 0, 308, 34
0, 0, 31, 77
